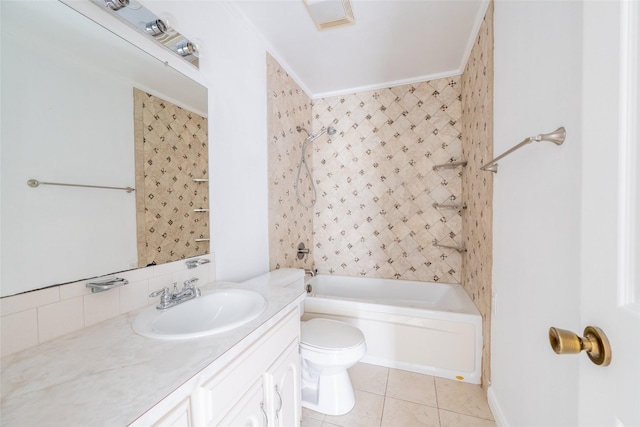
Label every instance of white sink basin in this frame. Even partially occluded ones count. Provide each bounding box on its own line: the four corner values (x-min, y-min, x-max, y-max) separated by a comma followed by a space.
132, 289, 267, 340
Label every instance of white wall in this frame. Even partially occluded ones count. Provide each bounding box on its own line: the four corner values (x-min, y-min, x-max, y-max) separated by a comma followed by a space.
490, 1, 583, 425
141, 1, 271, 281
1, 2, 138, 295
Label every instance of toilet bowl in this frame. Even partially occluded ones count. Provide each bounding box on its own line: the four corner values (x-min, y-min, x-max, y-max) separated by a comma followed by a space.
300, 318, 366, 415
242, 269, 367, 416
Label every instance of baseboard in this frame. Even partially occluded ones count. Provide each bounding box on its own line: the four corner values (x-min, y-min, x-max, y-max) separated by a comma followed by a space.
487, 385, 509, 427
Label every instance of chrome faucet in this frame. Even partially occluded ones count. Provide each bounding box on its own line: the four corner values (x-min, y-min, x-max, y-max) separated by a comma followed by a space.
149, 278, 201, 310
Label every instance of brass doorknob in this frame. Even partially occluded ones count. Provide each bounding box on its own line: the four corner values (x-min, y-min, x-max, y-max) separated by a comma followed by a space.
548, 326, 612, 366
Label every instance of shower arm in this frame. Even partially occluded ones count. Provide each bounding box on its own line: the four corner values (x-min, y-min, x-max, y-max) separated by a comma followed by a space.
480, 127, 566, 173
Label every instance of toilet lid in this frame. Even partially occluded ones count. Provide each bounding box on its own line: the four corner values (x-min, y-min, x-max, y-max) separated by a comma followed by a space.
301, 318, 365, 350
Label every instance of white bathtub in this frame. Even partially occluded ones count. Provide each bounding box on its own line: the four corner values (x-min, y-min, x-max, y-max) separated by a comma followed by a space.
302, 274, 482, 384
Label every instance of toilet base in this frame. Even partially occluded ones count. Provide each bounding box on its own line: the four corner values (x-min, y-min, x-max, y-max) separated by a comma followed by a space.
301, 369, 356, 416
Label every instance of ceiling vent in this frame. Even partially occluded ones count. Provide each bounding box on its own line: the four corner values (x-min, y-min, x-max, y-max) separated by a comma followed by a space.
303, 0, 354, 30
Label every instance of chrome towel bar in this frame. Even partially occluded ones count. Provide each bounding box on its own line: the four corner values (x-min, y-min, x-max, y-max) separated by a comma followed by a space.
27, 179, 134, 193
186, 258, 211, 269
433, 242, 466, 253
480, 127, 566, 173
86, 276, 128, 293
433, 203, 467, 210
432, 161, 467, 171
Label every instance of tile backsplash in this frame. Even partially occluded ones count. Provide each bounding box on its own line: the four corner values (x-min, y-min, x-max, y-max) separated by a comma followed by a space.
0, 255, 215, 358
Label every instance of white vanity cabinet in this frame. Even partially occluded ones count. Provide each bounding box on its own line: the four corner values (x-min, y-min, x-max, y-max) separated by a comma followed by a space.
135, 305, 301, 427
263, 340, 300, 427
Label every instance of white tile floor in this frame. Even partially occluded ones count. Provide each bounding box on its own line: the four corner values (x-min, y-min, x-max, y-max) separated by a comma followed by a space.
302, 363, 497, 427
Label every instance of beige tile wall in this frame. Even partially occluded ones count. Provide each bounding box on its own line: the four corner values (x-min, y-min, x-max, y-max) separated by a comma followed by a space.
0, 255, 215, 358
267, 61, 466, 282
266, 54, 315, 271
461, 1, 494, 386
311, 81, 464, 282
134, 89, 210, 267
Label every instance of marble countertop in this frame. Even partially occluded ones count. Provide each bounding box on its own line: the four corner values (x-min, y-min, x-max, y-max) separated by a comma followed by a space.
0, 281, 304, 426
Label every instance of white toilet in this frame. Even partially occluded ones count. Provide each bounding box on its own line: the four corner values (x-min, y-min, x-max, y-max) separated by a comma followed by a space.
243, 268, 366, 416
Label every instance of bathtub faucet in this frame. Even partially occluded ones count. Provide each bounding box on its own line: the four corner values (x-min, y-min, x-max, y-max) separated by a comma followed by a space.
305, 268, 317, 277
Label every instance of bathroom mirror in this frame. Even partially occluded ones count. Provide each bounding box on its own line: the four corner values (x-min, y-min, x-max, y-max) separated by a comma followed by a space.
0, 1, 208, 297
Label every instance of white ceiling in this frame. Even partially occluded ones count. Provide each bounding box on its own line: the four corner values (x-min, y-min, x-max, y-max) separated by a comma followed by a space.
230, 0, 489, 98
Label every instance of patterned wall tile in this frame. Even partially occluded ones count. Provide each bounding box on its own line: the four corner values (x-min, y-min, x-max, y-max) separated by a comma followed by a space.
266, 54, 315, 271
133, 88, 209, 267
311, 79, 464, 282
266, 58, 464, 282
461, 1, 494, 387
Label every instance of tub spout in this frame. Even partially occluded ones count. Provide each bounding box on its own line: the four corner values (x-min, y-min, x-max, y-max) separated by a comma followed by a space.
305, 268, 317, 277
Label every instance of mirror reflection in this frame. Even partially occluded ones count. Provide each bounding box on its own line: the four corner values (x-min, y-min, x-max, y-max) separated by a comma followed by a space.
0, 1, 208, 297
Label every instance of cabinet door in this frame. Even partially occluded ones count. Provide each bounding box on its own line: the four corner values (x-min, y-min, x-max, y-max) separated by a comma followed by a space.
215, 378, 265, 427
265, 340, 300, 427
194, 308, 300, 427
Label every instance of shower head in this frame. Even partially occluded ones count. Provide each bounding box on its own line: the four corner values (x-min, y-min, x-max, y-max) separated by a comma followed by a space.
297, 125, 338, 143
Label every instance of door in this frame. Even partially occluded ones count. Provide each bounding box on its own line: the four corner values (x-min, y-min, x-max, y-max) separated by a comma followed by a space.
580, 1, 640, 425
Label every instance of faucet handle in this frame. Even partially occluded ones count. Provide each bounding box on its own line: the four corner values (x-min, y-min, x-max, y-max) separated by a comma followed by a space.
149, 287, 169, 298
184, 277, 199, 289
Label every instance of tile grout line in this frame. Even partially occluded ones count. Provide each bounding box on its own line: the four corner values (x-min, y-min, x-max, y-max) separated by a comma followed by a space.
434, 377, 443, 427
382, 366, 392, 426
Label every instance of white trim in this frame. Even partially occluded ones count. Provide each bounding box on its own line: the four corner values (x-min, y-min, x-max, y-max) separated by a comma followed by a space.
310, 69, 463, 100
617, 0, 639, 313
487, 385, 509, 427
457, 0, 491, 77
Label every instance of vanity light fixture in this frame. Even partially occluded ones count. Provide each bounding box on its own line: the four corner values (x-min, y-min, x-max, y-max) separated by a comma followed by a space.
97, 0, 200, 67
303, 0, 355, 30
104, 0, 128, 11
145, 19, 168, 37
176, 40, 199, 58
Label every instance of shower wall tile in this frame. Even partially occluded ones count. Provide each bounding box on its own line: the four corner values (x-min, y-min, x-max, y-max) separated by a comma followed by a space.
133, 89, 209, 267
266, 57, 464, 281
461, 1, 494, 387
266, 54, 315, 271
312, 79, 464, 282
